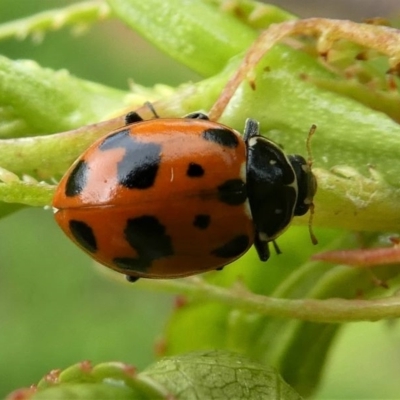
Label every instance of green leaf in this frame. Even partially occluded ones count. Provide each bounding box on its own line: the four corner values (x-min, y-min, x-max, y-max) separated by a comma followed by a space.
0, 180, 53, 206
140, 350, 302, 400
0, 55, 126, 138
106, 0, 258, 76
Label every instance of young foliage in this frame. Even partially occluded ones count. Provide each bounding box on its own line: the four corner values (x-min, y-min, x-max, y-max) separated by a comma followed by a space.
1, 0, 400, 398
7, 351, 301, 400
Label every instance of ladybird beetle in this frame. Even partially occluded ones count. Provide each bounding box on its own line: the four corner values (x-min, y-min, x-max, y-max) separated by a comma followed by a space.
52, 111, 316, 281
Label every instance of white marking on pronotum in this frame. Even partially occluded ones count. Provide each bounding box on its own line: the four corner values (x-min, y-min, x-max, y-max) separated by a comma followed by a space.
243, 198, 252, 220
240, 161, 252, 219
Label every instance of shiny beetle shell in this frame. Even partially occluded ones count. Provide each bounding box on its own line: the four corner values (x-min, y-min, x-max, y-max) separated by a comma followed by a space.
53, 112, 316, 280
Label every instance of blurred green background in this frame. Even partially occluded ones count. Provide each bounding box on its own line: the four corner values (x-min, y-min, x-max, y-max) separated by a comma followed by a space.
1, 1, 400, 398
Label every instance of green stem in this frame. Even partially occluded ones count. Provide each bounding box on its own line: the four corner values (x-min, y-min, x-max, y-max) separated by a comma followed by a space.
138, 276, 400, 323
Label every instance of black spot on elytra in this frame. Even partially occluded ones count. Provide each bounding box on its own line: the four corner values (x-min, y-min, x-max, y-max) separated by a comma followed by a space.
217, 179, 247, 205
202, 128, 239, 148
193, 214, 211, 230
211, 235, 250, 258
124, 111, 143, 125
187, 162, 204, 178
69, 220, 97, 253
113, 216, 173, 273
65, 160, 89, 197
99, 129, 161, 189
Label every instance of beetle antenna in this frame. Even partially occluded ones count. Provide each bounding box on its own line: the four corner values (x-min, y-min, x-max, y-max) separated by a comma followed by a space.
306, 124, 318, 245
306, 124, 316, 167
308, 202, 318, 245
